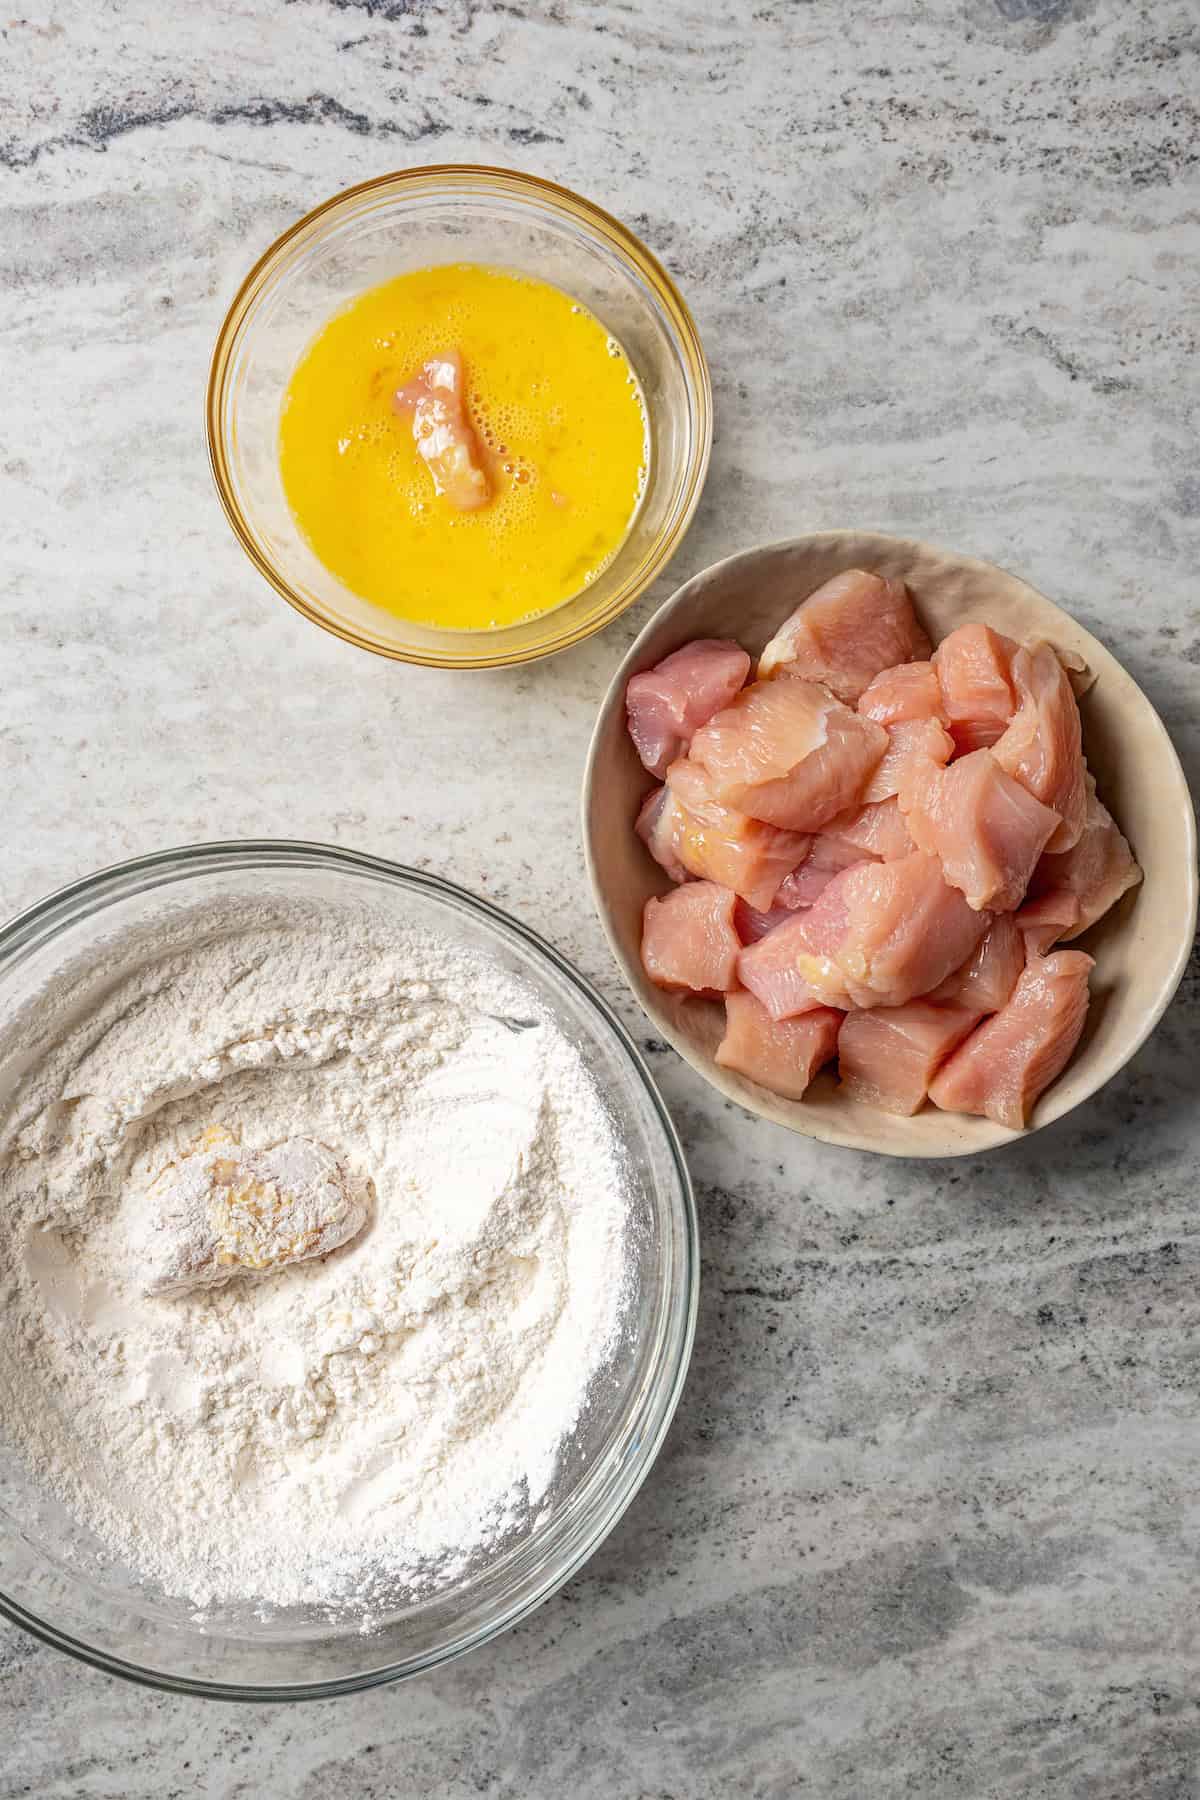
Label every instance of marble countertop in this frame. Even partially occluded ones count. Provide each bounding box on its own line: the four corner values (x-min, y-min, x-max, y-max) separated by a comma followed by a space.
2, 1, 1198, 1793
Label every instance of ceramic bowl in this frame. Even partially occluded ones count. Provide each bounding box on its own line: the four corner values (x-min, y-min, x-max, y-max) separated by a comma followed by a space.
583, 532, 1197, 1157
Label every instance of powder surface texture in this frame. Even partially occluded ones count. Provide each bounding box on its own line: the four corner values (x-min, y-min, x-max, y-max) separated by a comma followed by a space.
0, 896, 630, 1617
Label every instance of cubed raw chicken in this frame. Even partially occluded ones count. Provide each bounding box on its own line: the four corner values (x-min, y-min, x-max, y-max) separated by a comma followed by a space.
822, 795, 916, 861
993, 641, 1087, 852
394, 349, 491, 512
863, 716, 955, 805
662, 760, 811, 909
735, 912, 833, 1016
687, 678, 888, 832
627, 573, 1134, 1129
1021, 774, 1144, 943
738, 851, 990, 1014
757, 570, 931, 702
927, 912, 1024, 1011
636, 771, 809, 911
838, 1002, 982, 1115
857, 659, 945, 726
928, 949, 1094, 1128
774, 833, 868, 909
1015, 891, 1081, 957
636, 786, 692, 885
734, 900, 797, 945
716, 992, 842, 1100
641, 882, 740, 996
626, 639, 752, 779
901, 749, 1062, 912
934, 622, 1019, 755
774, 866, 825, 909
1057, 645, 1095, 698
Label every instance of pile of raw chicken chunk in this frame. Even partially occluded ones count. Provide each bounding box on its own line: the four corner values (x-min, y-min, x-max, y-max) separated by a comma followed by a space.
627, 570, 1142, 1128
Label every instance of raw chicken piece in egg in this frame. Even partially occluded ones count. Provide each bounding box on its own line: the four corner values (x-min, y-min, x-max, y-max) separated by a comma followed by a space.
394, 348, 491, 511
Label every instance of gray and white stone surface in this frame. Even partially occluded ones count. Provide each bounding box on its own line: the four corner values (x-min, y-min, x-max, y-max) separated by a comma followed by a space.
2, 1, 1199, 1793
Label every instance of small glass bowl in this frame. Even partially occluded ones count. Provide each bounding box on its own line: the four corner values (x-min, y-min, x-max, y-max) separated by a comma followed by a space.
206, 168, 712, 668
0, 843, 697, 1698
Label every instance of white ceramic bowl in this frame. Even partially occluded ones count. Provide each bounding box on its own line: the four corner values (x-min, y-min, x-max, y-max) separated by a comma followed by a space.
583, 532, 1198, 1158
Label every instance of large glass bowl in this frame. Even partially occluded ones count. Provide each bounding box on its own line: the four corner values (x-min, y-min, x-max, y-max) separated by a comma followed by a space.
206, 167, 712, 668
0, 843, 696, 1699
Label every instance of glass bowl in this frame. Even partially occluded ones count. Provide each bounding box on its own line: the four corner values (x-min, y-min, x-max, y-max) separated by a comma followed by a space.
0, 843, 696, 1699
206, 168, 712, 668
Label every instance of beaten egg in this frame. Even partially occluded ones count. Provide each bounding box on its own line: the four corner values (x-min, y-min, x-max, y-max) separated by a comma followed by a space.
279, 263, 649, 632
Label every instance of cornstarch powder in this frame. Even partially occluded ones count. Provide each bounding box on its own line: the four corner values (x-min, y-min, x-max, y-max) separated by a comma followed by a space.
0, 896, 631, 1617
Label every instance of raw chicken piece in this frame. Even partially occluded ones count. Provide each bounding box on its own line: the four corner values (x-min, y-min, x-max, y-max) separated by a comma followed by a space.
774, 834, 867, 910
863, 716, 955, 805
928, 913, 1024, 1011
758, 570, 931, 702
822, 795, 916, 861
626, 639, 752, 779
138, 1131, 369, 1299
739, 851, 989, 1014
820, 852, 992, 1008
1056, 645, 1095, 698
641, 882, 740, 996
993, 641, 1087, 852
736, 914, 834, 1016
1015, 891, 1081, 956
774, 870, 832, 908
1024, 772, 1142, 939
857, 660, 945, 726
687, 678, 888, 831
636, 774, 809, 910
929, 949, 1094, 1128
635, 786, 691, 885
838, 1002, 981, 1115
901, 749, 1061, 912
934, 622, 1019, 755
662, 760, 810, 909
716, 992, 842, 1100
394, 348, 491, 511
734, 900, 797, 945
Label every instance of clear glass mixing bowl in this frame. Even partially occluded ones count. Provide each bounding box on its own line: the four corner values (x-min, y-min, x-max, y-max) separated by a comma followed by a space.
0, 843, 696, 1699
207, 167, 712, 667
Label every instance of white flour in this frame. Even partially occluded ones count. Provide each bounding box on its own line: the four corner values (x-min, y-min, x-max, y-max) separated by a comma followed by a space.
0, 895, 630, 1616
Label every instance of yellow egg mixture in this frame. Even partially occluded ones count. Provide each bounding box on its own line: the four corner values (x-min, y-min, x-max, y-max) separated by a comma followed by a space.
279, 264, 649, 631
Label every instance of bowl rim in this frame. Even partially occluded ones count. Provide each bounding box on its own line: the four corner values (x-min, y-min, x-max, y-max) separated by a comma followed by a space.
582, 530, 1199, 1159
205, 165, 714, 670
0, 839, 698, 1700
